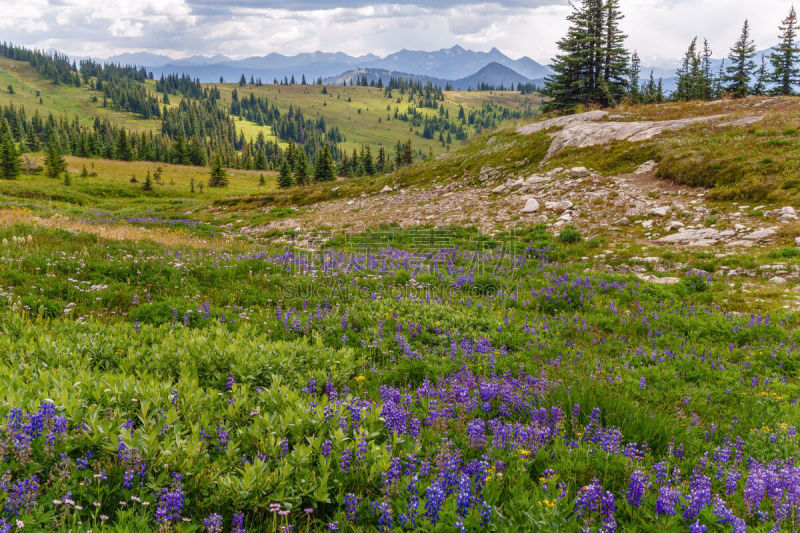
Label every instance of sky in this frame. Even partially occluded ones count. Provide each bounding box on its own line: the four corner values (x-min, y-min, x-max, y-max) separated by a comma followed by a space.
0, 0, 793, 64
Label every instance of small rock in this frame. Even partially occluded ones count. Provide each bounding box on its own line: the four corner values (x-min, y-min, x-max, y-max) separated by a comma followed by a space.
781, 206, 797, 216
331, 186, 340, 192
742, 227, 778, 242
769, 276, 787, 284
568, 167, 591, 178
635, 160, 658, 174
667, 221, 684, 231
648, 206, 670, 217
521, 198, 540, 214
491, 185, 506, 193
795, 237, 800, 246
380, 185, 392, 193
545, 200, 573, 214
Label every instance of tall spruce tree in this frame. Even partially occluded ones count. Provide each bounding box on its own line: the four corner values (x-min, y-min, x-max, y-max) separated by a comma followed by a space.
294, 150, 310, 185
544, 0, 628, 111
44, 139, 66, 179
0, 131, 21, 179
627, 51, 641, 103
208, 153, 228, 187
770, 6, 799, 95
753, 55, 769, 95
601, 0, 629, 104
278, 159, 293, 188
725, 20, 757, 98
674, 38, 701, 101
313, 144, 337, 182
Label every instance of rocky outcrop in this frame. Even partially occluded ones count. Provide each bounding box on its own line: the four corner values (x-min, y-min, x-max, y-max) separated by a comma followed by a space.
517, 111, 728, 160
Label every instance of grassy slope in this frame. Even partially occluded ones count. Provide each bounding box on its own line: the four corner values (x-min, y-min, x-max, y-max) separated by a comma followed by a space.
0, 57, 162, 133
213, 83, 542, 155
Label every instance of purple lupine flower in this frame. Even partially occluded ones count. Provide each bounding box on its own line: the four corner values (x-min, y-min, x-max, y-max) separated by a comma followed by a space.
655, 485, 681, 516
321, 440, 332, 460
627, 470, 649, 508
456, 474, 472, 518
344, 493, 360, 522
424, 480, 446, 525
683, 471, 711, 521
467, 418, 486, 448
203, 513, 223, 533
231, 513, 247, 533
327, 522, 338, 531
688, 520, 706, 533
226, 373, 235, 391
639, 376, 646, 390
155, 472, 185, 525
339, 449, 353, 473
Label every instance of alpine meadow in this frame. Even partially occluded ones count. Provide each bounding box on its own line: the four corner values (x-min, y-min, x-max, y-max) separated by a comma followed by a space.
1, 0, 800, 532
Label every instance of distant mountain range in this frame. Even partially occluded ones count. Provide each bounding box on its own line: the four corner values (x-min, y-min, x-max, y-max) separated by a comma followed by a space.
326, 62, 541, 91
100, 42, 794, 94
103, 45, 550, 89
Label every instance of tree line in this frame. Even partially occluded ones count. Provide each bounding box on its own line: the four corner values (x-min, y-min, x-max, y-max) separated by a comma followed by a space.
544, 2, 799, 112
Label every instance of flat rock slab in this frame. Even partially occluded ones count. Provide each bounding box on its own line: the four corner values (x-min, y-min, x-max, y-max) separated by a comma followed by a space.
517, 111, 727, 160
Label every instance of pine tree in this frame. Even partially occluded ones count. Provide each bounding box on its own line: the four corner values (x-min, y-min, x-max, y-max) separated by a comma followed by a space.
313, 144, 337, 182
208, 153, 228, 187
190, 178, 195, 193
725, 20, 757, 98
116, 128, 133, 160
770, 6, 799, 95
674, 37, 701, 101
752, 55, 769, 95
239, 74, 247, 87
24, 128, 39, 152
81, 164, 88, 178
278, 158, 293, 188
143, 170, 153, 191
627, 51, 641, 103
0, 131, 21, 179
402, 139, 413, 166
376, 146, 386, 173
63, 171, 71, 186
362, 145, 375, 175
258, 174, 266, 187
602, 0, 629, 104
44, 139, 66, 179
294, 150, 310, 185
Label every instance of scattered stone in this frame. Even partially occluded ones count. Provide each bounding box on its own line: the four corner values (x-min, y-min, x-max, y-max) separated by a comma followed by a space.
568, 167, 591, 178
648, 206, 670, 217
742, 227, 778, 242
781, 206, 797, 216
331, 186, 340, 192
769, 276, 787, 284
380, 185, 392, 193
796, 237, 800, 246
545, 200, 573, 214
491, 184, 506, 193
635, 160, 658, 174
521, 198, 540, 214
658, 228, 720, 245
636, 273, 681, 285
667, 221, 684, 231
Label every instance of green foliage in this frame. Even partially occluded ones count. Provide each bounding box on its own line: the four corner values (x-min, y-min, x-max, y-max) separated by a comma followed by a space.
0, 130, 21, 179
208, 153, 228, 188
558, 226, 582, 244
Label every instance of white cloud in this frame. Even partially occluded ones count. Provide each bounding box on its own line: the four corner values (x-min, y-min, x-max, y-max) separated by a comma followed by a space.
0, 0, 793, 64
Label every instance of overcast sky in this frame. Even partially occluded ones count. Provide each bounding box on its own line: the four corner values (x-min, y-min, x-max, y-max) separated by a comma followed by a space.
0, 0, 793, 64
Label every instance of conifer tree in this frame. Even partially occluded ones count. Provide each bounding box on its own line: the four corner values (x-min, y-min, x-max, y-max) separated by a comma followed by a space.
44, 139, 67, 179
313, 144, 337, 182
190, 178, 195, 193
143, 170, 153, 191
208, 153, 228, 187
63, 171, 71, 186
0, 131, 21, 179
725, 20, 757, 98
376, 146, 386, 174
674, 37, 701, 101
25, 128, 39, 152
362, 145, 375, 176
770, 6, 799, 95
627, 51, 641, 103
116, 128, 133, 160
602, 0, 629, 103
752, 55, 769, 95
258, 174, 265, 187
294, 150, 310, 185
278, 159, 293, 188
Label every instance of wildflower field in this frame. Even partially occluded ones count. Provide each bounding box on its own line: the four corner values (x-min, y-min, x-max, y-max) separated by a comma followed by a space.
0, 215, 797, 533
